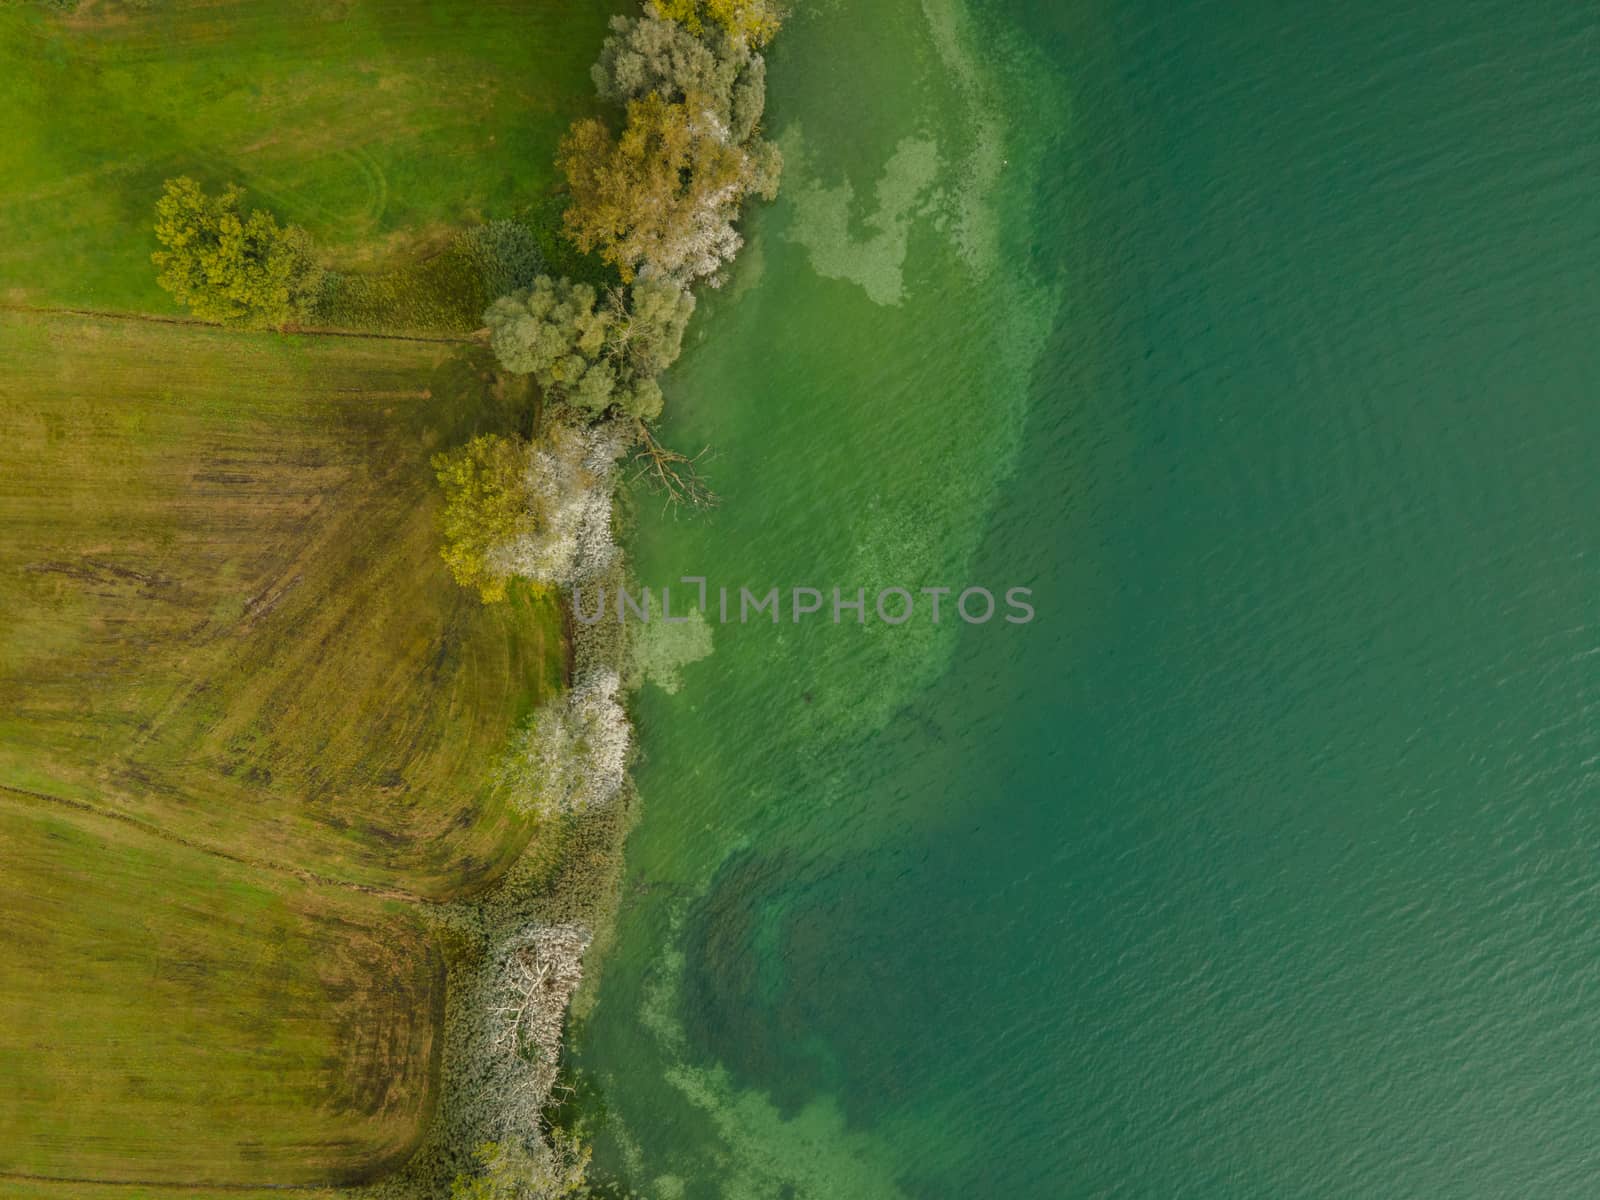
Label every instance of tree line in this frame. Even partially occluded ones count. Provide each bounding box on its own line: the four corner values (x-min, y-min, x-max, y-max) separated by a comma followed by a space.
148, 3, 786, 1195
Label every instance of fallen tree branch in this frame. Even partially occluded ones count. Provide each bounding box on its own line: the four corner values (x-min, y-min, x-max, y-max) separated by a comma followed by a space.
629, 419, 720, 510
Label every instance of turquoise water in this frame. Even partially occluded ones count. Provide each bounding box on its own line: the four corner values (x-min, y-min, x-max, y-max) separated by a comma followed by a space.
575, 0, 1600, 1195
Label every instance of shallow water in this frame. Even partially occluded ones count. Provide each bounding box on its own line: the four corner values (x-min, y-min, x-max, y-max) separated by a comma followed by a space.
574, 0, 1600, 1195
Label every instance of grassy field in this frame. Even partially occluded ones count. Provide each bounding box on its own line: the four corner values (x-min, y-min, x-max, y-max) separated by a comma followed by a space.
0, 310, 564, 898
0, 790, 441, 1184
0, 0, 619, 312
0, 1185, 333, 1200
0, 0, 608, 1186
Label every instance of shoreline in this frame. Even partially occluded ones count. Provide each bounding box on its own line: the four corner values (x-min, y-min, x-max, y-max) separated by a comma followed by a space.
368, 3, 790, 1194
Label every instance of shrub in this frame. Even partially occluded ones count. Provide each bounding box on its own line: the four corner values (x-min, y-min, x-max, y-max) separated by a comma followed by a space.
320, 220, 545, 335
461, 220, 547, 301
449, 1134, 591, 1199
494, 671, 630, 819
489, 421, 629, 590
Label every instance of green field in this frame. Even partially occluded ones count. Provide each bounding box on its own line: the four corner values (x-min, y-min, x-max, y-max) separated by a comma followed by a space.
0, 0, 610, 1186
0, 0, 618, 313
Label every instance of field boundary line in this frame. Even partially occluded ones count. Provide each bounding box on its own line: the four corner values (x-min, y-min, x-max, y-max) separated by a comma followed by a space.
0, 303, 481, 346
0, 781, 435, 906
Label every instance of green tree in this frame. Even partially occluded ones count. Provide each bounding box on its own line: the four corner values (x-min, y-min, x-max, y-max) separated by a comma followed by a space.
151, 177, 322, 329
430, 434, 532, 603
649, 0, 782, 47
613, 273, 697, 379
484, 275, 694, 421
592, 14, 767, 144
558, 92, 779, 285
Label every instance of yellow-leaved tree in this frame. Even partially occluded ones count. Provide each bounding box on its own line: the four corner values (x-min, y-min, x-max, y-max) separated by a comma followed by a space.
151, 177, 322, 329
558, 91, 780, 285
430, 434, 533, 603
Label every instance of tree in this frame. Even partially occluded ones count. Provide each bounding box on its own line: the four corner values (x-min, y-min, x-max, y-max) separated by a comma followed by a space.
612, 273, 697, 379
484, 275, 694, 420
630, 422, 720, 509
649, 0, 782, 47
431, 434, 533, 603
592, 14, 768, 144
484, 277, 611, 382
436, 423, 631, 602
151, 177, 322, 329
558, 91, 780, 285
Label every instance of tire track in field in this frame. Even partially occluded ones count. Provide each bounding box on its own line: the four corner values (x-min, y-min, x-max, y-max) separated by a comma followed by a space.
0, 781, 436, 906
0, 302, 482, 346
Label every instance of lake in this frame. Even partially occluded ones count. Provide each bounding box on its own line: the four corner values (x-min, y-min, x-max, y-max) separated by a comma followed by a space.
575, 0, 1600, 1195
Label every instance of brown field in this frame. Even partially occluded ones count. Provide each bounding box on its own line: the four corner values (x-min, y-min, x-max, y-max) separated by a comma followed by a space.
0, 790, 441, 1184
0, 311, 562, 899
0, 1185, 333, 1200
